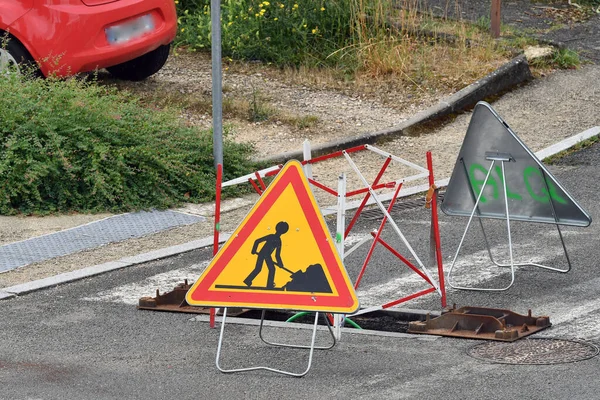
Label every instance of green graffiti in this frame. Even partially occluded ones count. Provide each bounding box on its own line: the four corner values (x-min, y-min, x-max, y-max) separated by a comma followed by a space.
523, 166, 567, 204
468, 163, 568, 205
469, 163, 497, 203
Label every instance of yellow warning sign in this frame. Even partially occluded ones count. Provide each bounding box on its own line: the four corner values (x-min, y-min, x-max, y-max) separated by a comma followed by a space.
186, 160, 359, 313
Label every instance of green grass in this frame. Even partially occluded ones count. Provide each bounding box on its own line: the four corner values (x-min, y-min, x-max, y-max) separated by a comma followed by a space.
174, 0, 583, 98
544, 135, 600, 164
0, 73, 257, 215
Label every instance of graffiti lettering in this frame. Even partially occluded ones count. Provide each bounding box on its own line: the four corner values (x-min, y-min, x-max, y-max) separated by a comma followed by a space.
523, 166, 567, 204
468, 163, 567, 204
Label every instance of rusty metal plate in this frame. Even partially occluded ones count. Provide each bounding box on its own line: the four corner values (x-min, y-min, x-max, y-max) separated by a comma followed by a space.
137, 280, 247, 316
408, 306, 551, 342
468, 338, 599, 365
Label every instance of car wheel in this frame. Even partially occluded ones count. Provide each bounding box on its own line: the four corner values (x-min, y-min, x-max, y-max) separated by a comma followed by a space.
0, 36, 41, 76
107, 44, 171, 81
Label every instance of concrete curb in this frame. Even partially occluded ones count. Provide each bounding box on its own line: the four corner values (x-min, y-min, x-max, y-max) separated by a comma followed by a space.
0, 291, 15, 300
262, 55, 533, 164
537, 126, 600, 161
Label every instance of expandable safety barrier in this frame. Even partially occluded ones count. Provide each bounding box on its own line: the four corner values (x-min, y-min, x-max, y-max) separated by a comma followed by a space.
211, 142, 447, 334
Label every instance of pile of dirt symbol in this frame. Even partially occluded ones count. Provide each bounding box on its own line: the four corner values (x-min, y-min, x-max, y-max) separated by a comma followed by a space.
282, 264, 332, 293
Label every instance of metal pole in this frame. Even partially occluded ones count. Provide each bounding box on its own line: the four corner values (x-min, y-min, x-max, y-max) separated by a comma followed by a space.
210, 163, 223, 328
211, 0, 224, 167
491, 0, 501, 38
333, 173, 347, 340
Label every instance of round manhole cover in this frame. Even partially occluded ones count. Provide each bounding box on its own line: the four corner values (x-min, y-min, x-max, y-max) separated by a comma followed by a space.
468, 338, 599, 365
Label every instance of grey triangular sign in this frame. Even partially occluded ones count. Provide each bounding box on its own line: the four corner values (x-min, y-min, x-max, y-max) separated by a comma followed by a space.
441, 101, 591, 227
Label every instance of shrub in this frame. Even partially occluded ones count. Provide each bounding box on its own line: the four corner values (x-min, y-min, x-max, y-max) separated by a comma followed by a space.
0, 73, 256, 215
176, 0, 355, 68
174, 1, 518, 91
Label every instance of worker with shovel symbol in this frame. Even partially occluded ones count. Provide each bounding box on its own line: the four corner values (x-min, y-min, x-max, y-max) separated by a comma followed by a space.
243, 221, 289, 289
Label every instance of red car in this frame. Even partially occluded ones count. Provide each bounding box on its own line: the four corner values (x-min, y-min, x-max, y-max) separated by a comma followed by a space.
0, 0, 177, 80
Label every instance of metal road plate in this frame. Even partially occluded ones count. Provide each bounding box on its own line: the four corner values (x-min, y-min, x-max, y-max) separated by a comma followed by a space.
441, 101, 592, 227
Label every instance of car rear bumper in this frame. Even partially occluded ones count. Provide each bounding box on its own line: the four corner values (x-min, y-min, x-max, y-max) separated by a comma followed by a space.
9, 0, 177, 76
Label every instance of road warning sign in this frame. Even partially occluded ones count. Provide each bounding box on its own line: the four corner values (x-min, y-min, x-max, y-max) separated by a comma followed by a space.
442, 101, 591, 227
186, 160, 359, 313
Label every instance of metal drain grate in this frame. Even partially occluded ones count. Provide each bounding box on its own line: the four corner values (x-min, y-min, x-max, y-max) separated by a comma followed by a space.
361, 192, 445, 220
468, 338, 599, 365
0, 210, 204, 273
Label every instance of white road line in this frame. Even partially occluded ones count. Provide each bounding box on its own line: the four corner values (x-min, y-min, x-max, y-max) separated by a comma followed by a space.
82, 261, 208, 305
534, 276, 600, 340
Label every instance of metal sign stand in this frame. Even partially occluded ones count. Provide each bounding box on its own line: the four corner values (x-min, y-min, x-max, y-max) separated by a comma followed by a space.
447, 153, 573, 291
215, 307, 336, 377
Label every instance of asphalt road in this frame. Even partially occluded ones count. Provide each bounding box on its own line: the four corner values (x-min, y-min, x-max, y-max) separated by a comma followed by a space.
2, 140, 600, 399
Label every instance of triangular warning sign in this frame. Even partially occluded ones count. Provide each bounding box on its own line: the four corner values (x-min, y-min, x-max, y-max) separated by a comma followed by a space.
442, 101, 591, 227
186, 160, 359, 313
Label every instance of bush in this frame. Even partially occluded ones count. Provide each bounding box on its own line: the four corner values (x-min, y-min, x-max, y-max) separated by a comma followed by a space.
176, 0, 356, 68
0, 73, 256, 215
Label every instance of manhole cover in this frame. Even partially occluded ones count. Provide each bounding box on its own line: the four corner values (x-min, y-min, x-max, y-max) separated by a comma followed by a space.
468, 338, 599, 365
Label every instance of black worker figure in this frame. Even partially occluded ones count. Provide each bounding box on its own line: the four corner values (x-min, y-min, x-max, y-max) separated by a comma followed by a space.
244, 221, 289, 289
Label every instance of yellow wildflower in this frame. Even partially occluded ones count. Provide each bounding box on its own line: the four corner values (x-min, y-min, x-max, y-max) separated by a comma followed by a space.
292, 3, 298, 10
320, 7, 325, 11
274, 17, 278, 20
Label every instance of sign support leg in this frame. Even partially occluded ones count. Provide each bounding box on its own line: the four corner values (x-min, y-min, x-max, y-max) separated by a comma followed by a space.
259, 310, 336, 350
483, 167, 572, 273
447, 159, 517, 291
216, 308, 333, 377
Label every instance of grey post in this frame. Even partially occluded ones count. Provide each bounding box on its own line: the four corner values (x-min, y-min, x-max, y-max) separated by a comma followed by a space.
211, 0, 223, 167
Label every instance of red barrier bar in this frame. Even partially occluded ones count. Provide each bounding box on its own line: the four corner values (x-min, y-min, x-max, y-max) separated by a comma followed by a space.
345, 157, 392, 238
427, 151, 446, 308
354, 182, 403, 289
307, 178, 338, 196
211, 163, 223, 329
254, 171, 267, 191
346, 181, 394, 197
373, 234, 433, 286
381, 287, 437, 309
248, 178, 263, 195
264, 165, 283, 177
307, 144, 367, 164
